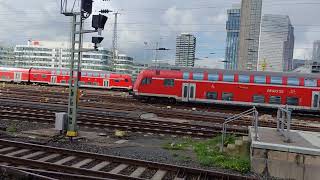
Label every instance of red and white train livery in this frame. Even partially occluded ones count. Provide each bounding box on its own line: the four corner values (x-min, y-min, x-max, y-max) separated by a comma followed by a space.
133, 68, 320, 111
0, 67, 132, 90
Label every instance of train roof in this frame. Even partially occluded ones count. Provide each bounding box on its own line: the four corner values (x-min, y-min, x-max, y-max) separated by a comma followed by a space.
147, 67, 320, 79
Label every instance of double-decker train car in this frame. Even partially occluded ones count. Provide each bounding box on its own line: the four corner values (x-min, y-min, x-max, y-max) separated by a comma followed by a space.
133, 68, 320, 111
0, 67, 133, 90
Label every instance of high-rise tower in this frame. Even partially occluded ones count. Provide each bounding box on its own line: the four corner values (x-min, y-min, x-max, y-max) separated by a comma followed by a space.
312, 40, 320, 62
258, 15, 294, 72
175, 33, 196, 67
225, 5, 240, 70
237, 0, 262, 71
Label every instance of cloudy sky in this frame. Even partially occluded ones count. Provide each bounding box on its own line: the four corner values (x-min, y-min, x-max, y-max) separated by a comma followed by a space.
0, 0, 320, 68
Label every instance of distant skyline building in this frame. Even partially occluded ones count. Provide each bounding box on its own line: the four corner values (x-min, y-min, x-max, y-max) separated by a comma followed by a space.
312, 40, 320, 62
224, 5, 241, 70
113, 54, 134, 74
258, 14, 294, 72
175, 33, 196, 67
237, 0, 262, 71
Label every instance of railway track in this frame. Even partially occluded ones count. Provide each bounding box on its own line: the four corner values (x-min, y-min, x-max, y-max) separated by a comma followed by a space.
0, 97, 318, 137
0, 99, 248, 137
2, 85, 320, 120
0, 139, 256, 180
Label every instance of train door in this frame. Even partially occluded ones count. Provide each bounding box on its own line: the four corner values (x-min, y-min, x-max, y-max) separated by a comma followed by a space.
103, 80, 109, 88
312, 91, 320, 109
50, 76, 57, 84
181, 83, 196, 102
14, 72, 22, 82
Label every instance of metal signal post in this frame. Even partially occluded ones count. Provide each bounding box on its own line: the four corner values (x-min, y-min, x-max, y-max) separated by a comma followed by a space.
61, 0, 108, 138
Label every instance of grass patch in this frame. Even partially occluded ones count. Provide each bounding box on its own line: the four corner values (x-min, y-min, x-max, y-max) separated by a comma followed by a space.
162, 141, 190, 150
6, 124, 17, 133
162, 135, 250, 173
192, 135, 250, 173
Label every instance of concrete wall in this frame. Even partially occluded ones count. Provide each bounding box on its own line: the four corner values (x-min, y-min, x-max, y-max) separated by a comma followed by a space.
251, 148, 320, 180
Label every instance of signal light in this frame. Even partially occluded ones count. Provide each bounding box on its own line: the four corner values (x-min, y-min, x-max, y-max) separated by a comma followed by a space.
92, 36, 104, 49
81, 0, 93, 15
92, 14, 108, 30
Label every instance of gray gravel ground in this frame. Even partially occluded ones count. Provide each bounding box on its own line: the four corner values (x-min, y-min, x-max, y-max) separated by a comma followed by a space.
0, 118, 253, 177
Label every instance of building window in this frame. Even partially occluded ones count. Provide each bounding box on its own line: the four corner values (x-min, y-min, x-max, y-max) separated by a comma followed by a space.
304, 78, 317, 87
193, 73, 204, 80
208, 74, 219, 81
253, 95, 265, 103
206, 92, 217, 100
287, 77, 299, 86
254, 76, 266, 84
239, 75, 250, 83
142, 78, 151, 85
269, 96, 281, 104
183, 72, 189, 79
287, 97, 299, 106
270, 76, 282, 85
222, 92, 233, 101
223, 74, 234, 82
164, 79, 174, 87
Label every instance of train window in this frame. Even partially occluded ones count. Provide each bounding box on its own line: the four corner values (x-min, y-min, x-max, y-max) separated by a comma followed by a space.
287, 97, 299, 106
270, 76, 283, 85
93, 73, 99, 77
142, 78, 152, 85
223, 74, 234, 82
87, 82, 92, 85
254, 76, 266, 84
287, 77, 299, 86
93, 82, 98, 86
114, 79, 120, 83
41, 74, 47, 78
208, 74, 219, 81
34, 74, 38, 78
269, 96, 281, 104
206, 92, 218, 100
183, 86, 188, 98
193, 73, 204, 80
101, 73, 106, 78
125, 79, 129, 82
304, 78, 317, 87
222, 92, 233, 101
61, 80, 66, 84
183, 72, 189, 79
164, 79, 174, 87
239, 75, 250, 83
253, 95, 265, 103
79, 81, 85, 85
62, 71, 67, 75
87, 73, 93, 77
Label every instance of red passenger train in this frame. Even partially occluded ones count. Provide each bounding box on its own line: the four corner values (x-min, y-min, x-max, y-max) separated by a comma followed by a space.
0, 67, 133, 90
133, 68, 320, 111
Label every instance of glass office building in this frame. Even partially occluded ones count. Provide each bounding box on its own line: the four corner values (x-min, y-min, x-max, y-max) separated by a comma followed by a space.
225, 6, 240, 70
258, 15, 294, 72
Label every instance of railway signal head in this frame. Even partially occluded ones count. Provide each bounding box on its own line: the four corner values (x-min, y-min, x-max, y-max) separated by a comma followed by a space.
81, 0, 93, 18
92, 36, 104, 49
92, 14, 108, 30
